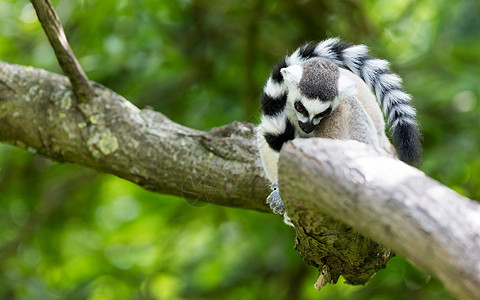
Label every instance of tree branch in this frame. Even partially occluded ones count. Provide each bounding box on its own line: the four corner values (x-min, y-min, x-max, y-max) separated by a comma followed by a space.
30, 0, 94, 101
280, 138, 480, 300
0, 61, 269, 212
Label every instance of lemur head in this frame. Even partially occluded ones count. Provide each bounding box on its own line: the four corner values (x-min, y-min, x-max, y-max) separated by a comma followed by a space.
281, 58, 357, 134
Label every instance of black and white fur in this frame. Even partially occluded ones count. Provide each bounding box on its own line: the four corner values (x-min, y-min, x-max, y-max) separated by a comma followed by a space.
257, 38, 422, 222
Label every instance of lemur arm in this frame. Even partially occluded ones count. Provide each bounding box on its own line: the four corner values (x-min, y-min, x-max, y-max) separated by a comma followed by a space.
256, 131, 279, 183
256, 60, 297, 218
256, 124, 294, 216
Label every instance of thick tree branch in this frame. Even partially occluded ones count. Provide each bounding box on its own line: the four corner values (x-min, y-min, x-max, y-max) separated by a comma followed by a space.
30, 0, 94, 101
280, 138, 480, 300
0, 62, 269, 212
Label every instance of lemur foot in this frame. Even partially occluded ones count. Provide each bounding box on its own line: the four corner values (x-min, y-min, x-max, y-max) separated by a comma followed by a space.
266, 181, 285, 215
266, 182, 294, 227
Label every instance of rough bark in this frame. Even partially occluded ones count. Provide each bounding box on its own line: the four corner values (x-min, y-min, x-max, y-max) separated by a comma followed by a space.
280, 138, 480, 300
0, 62, 270, 212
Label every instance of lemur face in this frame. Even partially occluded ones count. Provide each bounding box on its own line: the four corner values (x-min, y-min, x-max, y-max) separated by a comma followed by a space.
294, 98, 335, 133
281, 58, 343, 134
287, 88, 336, 134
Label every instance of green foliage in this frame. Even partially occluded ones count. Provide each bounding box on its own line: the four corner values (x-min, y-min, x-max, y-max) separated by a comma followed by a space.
1, 0, 478, 298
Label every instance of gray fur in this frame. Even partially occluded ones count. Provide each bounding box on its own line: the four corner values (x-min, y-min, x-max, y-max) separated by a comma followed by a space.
299, 58, 339, 101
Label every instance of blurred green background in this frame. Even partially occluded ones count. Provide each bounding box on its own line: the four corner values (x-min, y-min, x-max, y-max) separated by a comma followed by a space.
1, 0, 479, 299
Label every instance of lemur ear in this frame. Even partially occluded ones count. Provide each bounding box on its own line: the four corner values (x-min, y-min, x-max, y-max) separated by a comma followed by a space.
280, 65, 303, 86
338, 73, 357, 99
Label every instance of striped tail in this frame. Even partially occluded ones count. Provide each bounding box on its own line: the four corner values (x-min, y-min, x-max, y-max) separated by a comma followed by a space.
286, 38, 422, 165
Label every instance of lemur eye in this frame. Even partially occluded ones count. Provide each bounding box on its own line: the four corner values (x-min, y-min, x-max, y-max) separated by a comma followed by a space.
314, 107, 332, 119
294, 102, 306, 114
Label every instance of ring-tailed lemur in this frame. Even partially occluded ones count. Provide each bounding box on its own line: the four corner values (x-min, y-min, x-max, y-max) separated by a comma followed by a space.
257, 38, 422, 223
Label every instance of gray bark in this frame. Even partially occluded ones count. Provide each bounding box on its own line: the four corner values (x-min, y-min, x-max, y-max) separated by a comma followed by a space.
0, 62, 270, 212
280, 138, 480, 300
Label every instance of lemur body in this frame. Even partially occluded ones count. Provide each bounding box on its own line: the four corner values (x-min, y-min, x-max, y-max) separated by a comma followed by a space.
257, 38, 421, 220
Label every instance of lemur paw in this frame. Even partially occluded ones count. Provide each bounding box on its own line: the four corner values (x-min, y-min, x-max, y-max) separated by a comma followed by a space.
266, 181, 285, 215
266, 182, 294, 227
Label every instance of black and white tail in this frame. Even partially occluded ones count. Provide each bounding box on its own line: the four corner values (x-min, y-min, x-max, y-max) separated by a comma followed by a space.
286, 38, 422, 165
